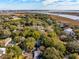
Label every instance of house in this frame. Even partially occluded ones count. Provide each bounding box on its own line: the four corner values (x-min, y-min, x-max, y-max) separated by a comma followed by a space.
12, 16, 21, 20
0, 48, 6, 56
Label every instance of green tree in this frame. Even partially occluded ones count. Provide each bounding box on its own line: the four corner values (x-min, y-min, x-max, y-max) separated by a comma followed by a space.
9, 25, 17, 31
23, 27, 41, 40
3, 29, 11, 37
24, 37, 36, 52
42, 31, 66, 54
13, 36, 21, 43
32, 30, 41, 40
43, 47, 63, 59
6, 45, 22, 59
12, 45, 22, 59
66, 41, 79, 53
68, 53, 78, 59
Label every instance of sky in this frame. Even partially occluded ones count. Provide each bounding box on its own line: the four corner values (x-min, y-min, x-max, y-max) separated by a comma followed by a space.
0, 0, 79, 10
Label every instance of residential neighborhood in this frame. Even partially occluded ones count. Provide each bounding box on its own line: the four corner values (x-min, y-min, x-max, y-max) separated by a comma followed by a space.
0, 13, 78, 59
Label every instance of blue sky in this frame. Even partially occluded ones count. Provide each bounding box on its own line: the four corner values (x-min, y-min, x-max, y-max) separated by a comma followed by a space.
0, 0, 79, 10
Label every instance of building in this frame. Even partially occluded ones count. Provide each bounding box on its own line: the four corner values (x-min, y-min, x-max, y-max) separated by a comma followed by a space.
0, 48, 6, 56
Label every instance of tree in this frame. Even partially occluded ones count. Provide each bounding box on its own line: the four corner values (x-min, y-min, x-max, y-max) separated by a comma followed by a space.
13, 36, 21, 43
3, 29, 11, 37
68, 53, 78, 59
32, 30, 41, 40
12, 30, 21, 37
12, 45, 22, 59
24, 37, 36, 52
6, 45, 22, 59
43, 47, 63, 59
41, 35, 53, 47
23, 27, 41, 40
66, 41, 79, 53
22, 27, 33, 37
42, 31, 66, 54
9, 25, 17, 31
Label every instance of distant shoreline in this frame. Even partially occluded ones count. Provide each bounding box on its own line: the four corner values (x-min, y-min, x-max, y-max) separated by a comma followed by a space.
0, 11, 78, 26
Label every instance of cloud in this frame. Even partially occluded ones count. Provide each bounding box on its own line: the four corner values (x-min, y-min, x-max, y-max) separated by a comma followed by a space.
42, 0, 79, 6
9, 0, 41, 2
11, 0, 27, 1
41, 0, 79, 10
2, 0, 79, 10
42, 0, 59, 6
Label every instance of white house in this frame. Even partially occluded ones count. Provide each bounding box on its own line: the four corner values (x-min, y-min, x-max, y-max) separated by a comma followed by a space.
0, 48, 6, 56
